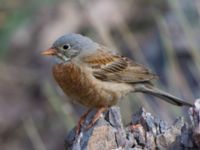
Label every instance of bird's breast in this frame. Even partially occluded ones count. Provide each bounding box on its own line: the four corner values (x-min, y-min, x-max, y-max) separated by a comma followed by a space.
52, 63, 126, 108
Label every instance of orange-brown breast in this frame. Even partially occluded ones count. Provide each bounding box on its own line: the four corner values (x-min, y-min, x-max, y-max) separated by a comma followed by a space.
52, 63, 119, 108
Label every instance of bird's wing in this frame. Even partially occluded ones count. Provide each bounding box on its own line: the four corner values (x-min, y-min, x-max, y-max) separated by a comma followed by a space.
81, 47, 157, 83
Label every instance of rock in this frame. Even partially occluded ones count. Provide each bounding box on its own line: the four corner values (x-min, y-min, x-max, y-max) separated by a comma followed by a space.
65, 99, 200, 150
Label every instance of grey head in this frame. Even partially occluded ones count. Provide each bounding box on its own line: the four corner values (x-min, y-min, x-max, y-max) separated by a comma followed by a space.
46, 33, 99, 62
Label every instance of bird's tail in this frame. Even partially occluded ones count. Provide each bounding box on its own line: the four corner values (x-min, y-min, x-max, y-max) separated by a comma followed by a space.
134, 84, 193, 107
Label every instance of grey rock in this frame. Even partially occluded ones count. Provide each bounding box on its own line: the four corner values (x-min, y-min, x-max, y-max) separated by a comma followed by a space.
65, 99, 200, 150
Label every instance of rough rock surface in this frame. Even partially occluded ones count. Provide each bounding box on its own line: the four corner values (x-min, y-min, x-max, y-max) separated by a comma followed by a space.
65, 100, 200, 150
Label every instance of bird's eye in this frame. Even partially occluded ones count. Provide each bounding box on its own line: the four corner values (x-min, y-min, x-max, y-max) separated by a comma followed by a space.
62, 44, 70, 50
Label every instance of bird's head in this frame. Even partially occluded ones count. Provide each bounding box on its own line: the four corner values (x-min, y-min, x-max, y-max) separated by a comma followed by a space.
42, 33, 98, 63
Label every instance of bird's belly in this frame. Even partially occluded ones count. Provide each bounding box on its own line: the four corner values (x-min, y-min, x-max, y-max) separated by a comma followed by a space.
52, 63, 128, 108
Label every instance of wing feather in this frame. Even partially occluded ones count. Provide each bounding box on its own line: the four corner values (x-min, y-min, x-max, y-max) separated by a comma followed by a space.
82, 48, 157, 83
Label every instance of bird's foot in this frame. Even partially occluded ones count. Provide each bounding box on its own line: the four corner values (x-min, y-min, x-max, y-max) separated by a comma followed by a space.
76, 107, 108, 135
76, 108, 92, 135
130, 124, 143, 131
84, 107, 107, 131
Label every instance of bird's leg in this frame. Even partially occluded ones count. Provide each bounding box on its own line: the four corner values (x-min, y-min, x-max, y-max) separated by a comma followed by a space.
130, 124, 142, 130
76, 108, 92, 135
85, 107, 107, 130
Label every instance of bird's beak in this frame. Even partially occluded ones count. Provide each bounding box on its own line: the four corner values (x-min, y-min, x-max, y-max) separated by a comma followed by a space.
41, 48, 57, 56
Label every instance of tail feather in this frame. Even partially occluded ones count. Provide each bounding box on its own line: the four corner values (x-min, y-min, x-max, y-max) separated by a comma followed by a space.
134, 84, 193, 107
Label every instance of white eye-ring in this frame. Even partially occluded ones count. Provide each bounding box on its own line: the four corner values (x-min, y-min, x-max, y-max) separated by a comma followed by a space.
62, 44, 70, 50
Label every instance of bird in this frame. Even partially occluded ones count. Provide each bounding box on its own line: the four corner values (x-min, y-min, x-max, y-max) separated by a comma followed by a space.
42, 33, 193, 133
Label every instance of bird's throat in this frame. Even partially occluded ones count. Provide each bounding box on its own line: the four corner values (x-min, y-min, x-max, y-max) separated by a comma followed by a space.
56, 53, 71, 63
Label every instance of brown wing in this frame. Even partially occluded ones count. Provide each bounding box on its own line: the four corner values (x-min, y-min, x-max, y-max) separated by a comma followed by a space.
82, 48, 157, 83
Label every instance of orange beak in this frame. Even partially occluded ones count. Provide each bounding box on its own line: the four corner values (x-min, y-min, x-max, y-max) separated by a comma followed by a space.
41, 48, 57, 56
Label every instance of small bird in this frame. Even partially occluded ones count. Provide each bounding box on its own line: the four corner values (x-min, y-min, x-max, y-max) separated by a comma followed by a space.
42, 33, 193, 133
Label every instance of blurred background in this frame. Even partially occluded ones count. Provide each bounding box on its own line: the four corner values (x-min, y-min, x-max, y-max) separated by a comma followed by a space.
0, 0, 200, 149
